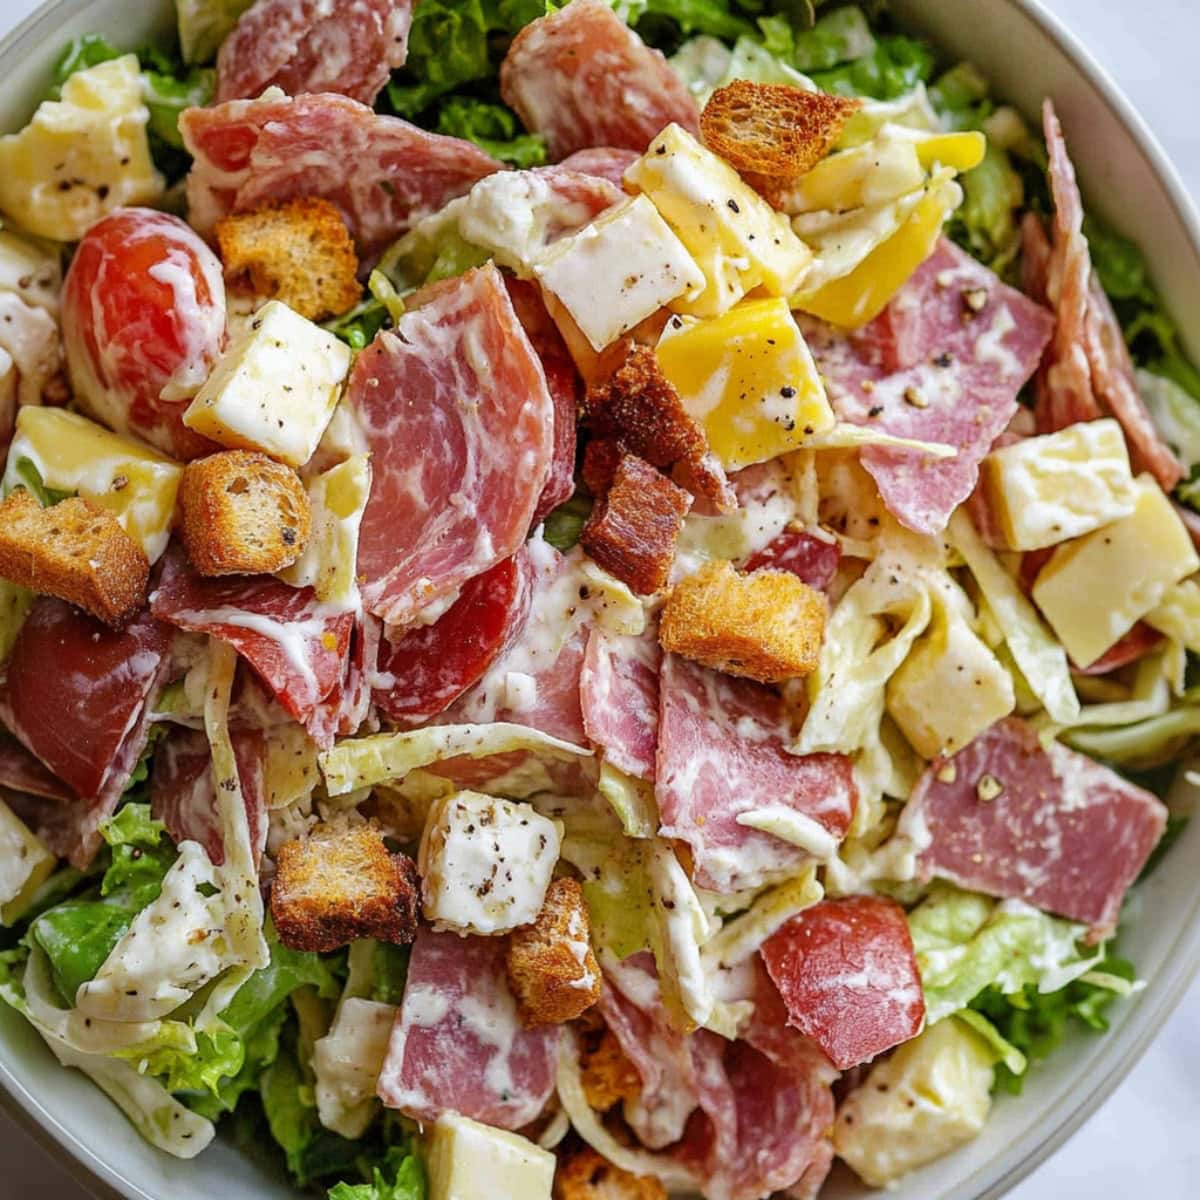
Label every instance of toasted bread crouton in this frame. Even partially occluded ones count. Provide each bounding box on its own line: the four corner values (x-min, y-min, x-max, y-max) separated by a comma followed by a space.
271, 821, 420, 953
216, 198, 361, 323
180, 450, 312, 577
0, 490, 148, 627
555, 1147, 667, 1200
581, 437, 624, 499
578, 1027, 641, 1112
581, 453, 692, 596
507, 878, 601, 1026
701, 82, 861, 200
586, 346, 735, 513
660, 559, 825, 682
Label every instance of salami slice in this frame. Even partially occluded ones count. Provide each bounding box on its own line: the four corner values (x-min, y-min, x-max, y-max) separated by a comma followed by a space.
580, 624, 661, 780
377, 928, 560, 1128
150, 547, 353, 741
181, 92, 501, 265
1073, 622, 1163, 676
349, 265, 554, 628
499, 0, 699, 159
217, 0, 414, 106
374, 551, 534, 725
150, 727, 267, 867
656, 653, 856, 893
0, 734, 71, 802
557, 146, 640, 188
898, 717, 1167, 939
743, 529, 841, 591
761, 895, 925, 1071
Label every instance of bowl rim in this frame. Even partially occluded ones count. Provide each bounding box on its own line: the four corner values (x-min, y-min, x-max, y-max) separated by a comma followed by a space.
2, 1, 1200, 1199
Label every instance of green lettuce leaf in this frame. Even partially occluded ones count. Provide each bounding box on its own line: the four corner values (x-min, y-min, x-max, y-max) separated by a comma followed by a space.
323, 298, 394, 353
175, 0, 256, 64
631, 0, 756, 43
760, 4, 875, 72
435, 97, 547, 167
142, 62, 216, 150
541, 491, 592, 552
808, 32, 935, 100
47, 34, 122, 99
0, 581, 33, 665
10, 457, 73, 507
328, 1141, 426, 1200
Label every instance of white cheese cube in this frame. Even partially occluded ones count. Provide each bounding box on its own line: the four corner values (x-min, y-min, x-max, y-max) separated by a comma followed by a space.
428, 1113, 554, 1200
183, 300, 351, 467
0, 230, 62, 315
625, 123, 812, 317
1033, 475, 1200, 668
834, 1018, 994, 1187
0, 798, 55, 926
983, 418, 1139, 551
0, 57, 163, 242
418, 790, 561, 935
534, 195, 705, 352
314, 997, 394, 1139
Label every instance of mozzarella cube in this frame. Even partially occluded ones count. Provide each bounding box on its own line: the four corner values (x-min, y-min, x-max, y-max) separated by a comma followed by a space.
0, 57, 163, 242
834, 1018, 994, 1187
535, 195, 704, 352
0, 798, 55, 926
427, 1113, 555, 1200
419, 790, 561, 935
655, 298, 835, 470
314, 997, 394, 1139
1033, 475, 1200, 668
183, 300, 351, 467
625, 123, 812, 317
3, 406, 183, 562
983, 419, 1138, 551
887, 612, 1016, 759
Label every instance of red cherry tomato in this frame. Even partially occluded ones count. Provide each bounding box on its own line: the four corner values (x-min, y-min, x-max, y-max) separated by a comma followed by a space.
61, 207, 226, 459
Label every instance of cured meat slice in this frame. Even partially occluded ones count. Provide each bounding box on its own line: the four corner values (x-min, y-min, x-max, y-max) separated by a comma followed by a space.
655, 654, 856, 893
0, 599, 173, 867
307, 612, 381, 746
499, 0, 700, 160
1073, 622, 1163, 676
803, 239, 1054, 535
580, 623, 661, 780
150, 548, 353, 740
374, 551, 534, 725
761, 895, 924, 1071
377, 928, 559, 1128
181, 92, 501, 265
557, 146, 640, 188
347, 264, 554, 626
216, 0, 414, 106
898, 717, 1167, 938
150, 727, 267, 867
0, 734, 71, 802
743, 530, 841, 591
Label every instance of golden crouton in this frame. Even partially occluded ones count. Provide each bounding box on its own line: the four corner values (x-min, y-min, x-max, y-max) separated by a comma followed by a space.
660, 559, 826, 683
555, 1147, 667, 1200
271, 821, 421, 953
701, 81, 860, 199
179, 450, 312, 577
216, 198, 362, 323
0, 489, 148, 627
507, 878, 601, 1026
578, 1027, 641, 1112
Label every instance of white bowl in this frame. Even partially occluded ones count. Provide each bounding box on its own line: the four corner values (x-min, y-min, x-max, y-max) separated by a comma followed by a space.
2, 1, 1200, 1197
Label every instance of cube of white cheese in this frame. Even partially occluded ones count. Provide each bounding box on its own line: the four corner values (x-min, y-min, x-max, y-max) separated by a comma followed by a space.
314, 997, 395, 1139
427, 1113, 555, 1200
834, 1018, 994, 1188
0, 798, 55, 926
983, 418, 1139, 551
534, 194, 705, 352
1033, 475, 1200, 668
418, 790, 562, 935
183, 300, 351, 467
0, 57, 163, 242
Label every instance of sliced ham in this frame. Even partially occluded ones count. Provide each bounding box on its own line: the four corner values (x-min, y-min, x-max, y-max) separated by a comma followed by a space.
150, 548, 353, 744
580, 623, 661, 781
655, 654, 856, 893
347, 264, 554, 627
377, 928, 559, 1128
802, 238, 1054, 535
760, 895, 925, 1071
150, 727, 267, 867
216, 0, 414, 106
499, 0, 699, 159
180, 92, 501, 264
743, 530, 841, 591
0, 599, 174, 867
897, 716, 1167, 939
0, 734, 71, 801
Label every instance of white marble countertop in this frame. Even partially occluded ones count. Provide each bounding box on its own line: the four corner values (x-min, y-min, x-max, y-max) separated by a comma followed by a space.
1, 0, 1198, 1196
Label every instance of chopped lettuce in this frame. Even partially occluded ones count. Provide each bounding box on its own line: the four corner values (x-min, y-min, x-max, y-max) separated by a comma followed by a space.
323, 297, 393, 353
328, 1142, 426, 1200
0, 579, 33, 665
625, 0, 755, 43
175, 0, 255, 64
808, 32, 936, 100
47, 33, 123, 99
435, 97, 548, 167
1139, 368, 1200, 476
9, 457, 73, 507
541, 491, 592, 552
759, 5, 876, 72
1065, 706, 1200, 770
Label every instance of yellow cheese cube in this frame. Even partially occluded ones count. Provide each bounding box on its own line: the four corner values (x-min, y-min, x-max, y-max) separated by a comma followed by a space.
625, 123, 812, 317
0, 57, 163, 242
0, 797, 55, 926
427, 1113, 555, 1200
886, 611, 1016, 758
184, 300, 351, 467
655, 297, 834, 470
834, 1018, 994, 1188
983, 418, 1138, 551
1033, 475, 1200, 668
2, 406, 183, 562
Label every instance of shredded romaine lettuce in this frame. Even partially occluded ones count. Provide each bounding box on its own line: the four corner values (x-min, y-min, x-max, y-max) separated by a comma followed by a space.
327, 1142, 426, 1200
436, 96, 548, 167
175, 0, 255, 64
